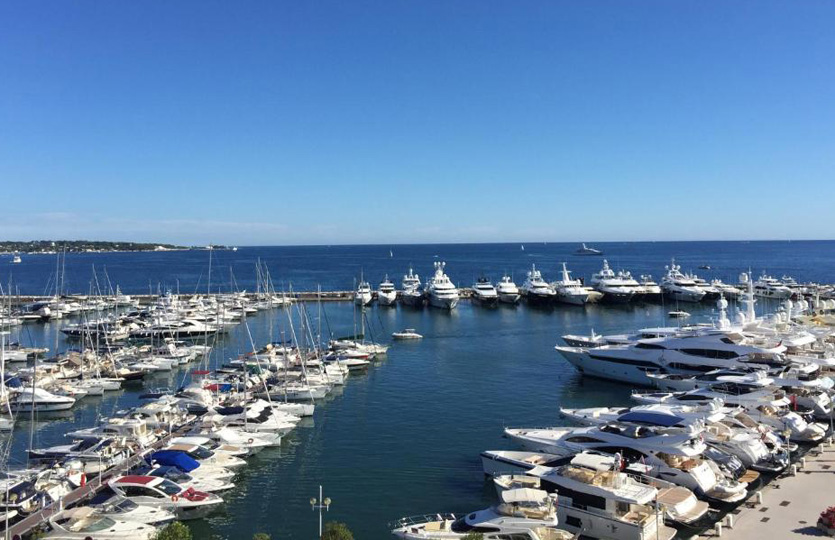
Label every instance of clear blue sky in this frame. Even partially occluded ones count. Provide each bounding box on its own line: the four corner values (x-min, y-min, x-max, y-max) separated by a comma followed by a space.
1, 1, 833, 245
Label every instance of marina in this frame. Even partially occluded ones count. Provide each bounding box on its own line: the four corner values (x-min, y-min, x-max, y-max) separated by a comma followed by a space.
1, 242, 835, 538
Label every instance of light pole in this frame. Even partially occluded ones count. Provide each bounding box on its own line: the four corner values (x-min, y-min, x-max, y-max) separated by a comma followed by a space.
310, 485, 331, 539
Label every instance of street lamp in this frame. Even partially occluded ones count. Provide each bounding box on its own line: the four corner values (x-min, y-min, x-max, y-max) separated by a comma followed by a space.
310, 485, 332, 539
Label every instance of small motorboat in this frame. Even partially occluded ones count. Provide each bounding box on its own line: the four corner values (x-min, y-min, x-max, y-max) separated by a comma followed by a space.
392, 329, 423, 340
668, 310, 691, 319
699, 265, 712, 270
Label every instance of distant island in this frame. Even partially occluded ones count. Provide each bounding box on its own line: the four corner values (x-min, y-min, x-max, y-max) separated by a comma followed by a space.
0, 240, 235, 254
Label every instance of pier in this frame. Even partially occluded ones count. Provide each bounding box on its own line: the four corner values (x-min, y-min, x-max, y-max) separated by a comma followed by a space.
697, 440, 835, 540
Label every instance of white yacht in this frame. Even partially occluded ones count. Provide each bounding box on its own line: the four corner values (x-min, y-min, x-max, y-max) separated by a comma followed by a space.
631, 385, 827, 443
496, 275, 521, 304
471, 277, 499, 307
400, 266, 424, 307
550, 263, 589, 306
8, 387, 76, 412
555, 330, 787, 387
639, 275, 662, 302
504, 423, 748, 505
424, 261, 459, 310
575, 243, 602, 256
46, 507, 159, 540
521, 264, 556, 306
354, 278, 373, 306
390, 488, 573, 540
12, 252, 22, 264
749, 272, 793, 300
378, 276, 398, 306
483, 450, 710, 529
493, 453, 679, 540
660, 260, 706, 303
590, 260, 640, 303
559, 405, 788, 473
392, 329, 423, 340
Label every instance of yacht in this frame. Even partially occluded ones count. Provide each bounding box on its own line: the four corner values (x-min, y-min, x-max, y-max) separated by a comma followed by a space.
392, 329, 423, 340
555, 330, 787, 386
423, 262, 459, 310
12, 252, 21, 264
390, 488, 573, 539
521, 264, 556, 306
559, 405, 788, 473
400, 266, 424, 307
638, 275, 662, 302
551, 263, 589, 306
493, 454, 680, 539
482, 450, 710, 529
45, 507, 160, 540
660, 260, 706, 303
107, 475, 223, 520
378, 276, 398, 306
590, 260, 640, 303
630, 385, 827, 443
354, 278, 373, 306
8, 387, 76, 412
504, 423, 748, 505
750, 273, 793, 300
471, 277, 499, 307
575, 243, 602, 256
496, 275, 521, 304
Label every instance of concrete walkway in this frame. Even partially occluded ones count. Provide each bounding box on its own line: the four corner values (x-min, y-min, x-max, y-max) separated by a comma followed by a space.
696, 441, 835, 539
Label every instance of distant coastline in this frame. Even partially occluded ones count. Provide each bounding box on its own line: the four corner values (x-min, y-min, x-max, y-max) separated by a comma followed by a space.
0, 240, 235, 254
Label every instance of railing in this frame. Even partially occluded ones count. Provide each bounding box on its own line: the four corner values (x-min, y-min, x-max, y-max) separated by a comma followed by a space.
387, 513, 457, 528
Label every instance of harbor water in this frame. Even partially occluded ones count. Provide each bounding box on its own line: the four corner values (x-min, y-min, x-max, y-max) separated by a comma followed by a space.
2, 241, 834, 538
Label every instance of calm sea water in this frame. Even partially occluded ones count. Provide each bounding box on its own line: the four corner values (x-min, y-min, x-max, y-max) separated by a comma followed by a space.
1, 242, 832, 539
3, 240, 835, 295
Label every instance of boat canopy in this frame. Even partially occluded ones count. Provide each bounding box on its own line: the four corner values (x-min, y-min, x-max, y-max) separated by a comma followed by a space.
500, 488, 548, 504
148, 450, 200, 472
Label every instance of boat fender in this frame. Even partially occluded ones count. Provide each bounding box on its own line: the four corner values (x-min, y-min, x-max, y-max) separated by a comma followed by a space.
80, 473, 86, 487
247, 438, 254, 445
171, 494, 179, 502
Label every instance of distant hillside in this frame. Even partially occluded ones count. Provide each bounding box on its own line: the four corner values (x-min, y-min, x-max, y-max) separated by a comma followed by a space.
0, 240, 191, 253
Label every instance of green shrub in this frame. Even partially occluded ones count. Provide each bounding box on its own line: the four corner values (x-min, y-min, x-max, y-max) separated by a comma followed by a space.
322, 521, 354, 540
153, 522, 193, 540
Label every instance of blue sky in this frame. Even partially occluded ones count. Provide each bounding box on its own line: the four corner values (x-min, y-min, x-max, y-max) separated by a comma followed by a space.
1, 1, 833, 245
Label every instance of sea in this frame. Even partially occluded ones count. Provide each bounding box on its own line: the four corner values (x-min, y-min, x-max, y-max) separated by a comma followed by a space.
1, 241, 833, 539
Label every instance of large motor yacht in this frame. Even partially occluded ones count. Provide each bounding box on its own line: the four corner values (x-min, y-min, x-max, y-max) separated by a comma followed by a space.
493, 453, 681, 540
354, 278, 373, 306
400, 266, 424, 307
496, 275, 521, 304
377, 276, 397, 306
660, 260, 706, 303
521, 264, 556, 306
504, 423, 749, 505
472, 277, 499, 307
424, 262, 459, 310
551, 263, 589, 306
590, 260, 641, 303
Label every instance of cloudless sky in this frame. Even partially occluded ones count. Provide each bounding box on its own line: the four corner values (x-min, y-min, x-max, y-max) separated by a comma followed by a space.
1, 1, 833, 245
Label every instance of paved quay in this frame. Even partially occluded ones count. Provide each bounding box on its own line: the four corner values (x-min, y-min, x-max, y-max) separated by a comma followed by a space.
696, 440, 835, 540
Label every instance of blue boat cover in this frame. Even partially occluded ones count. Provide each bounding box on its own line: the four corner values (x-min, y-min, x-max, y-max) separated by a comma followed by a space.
148, 450, 200, 472
618, 411, 684, 427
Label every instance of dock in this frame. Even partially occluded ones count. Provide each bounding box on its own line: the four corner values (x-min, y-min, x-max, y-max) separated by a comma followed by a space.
697, 440, 835, 540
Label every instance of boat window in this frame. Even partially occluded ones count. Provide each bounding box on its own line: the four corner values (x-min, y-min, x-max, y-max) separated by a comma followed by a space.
565, 515, 582, 528
566, 436, 604, 443
635, 343, 665, 350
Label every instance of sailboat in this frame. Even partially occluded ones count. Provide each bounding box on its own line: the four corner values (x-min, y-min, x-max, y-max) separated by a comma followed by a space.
520, 244, 525, 251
